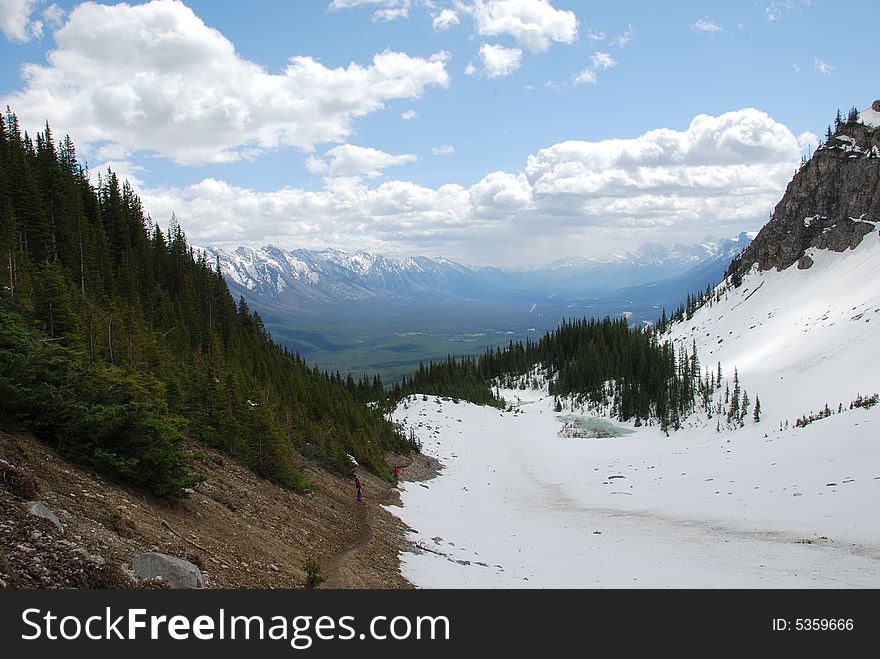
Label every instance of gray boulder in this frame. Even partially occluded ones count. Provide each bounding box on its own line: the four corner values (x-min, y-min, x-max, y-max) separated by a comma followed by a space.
25, 501, 63, 532
131, 552, 204, 588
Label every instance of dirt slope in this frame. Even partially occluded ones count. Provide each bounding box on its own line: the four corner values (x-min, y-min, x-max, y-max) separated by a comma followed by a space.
0, 431, 432, 589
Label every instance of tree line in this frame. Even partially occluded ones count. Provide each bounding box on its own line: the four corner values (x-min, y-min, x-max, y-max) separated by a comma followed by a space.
380, 316, 747, 434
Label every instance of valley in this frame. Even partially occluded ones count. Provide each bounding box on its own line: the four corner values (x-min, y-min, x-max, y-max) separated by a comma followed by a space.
220, 235, 751, 380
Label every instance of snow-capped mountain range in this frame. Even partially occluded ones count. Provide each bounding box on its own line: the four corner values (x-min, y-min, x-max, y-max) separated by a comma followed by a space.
202, 234, 753, 307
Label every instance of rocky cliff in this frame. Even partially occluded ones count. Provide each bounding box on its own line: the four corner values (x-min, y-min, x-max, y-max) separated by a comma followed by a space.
728, 108, 880, 277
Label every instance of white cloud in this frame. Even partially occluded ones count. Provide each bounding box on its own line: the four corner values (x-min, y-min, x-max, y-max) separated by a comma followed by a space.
610, 24, 634, 47
692, 18, 722, 33
432, 144, 455, 155
573, 69, 596, 85
573, 51, 615, 86
41, 3, 64, 27
464, 62, 477, 76
144, 109, 804, 266
0, 0, 43, 42
475, 43, 523, 78
591, 51, 616, 70
6, 0, 449, 165
764, 1, 793, 21
465, 0, 578, 53
307, 144, 418, 178
432, 8, 460, 30
401, 110, 419, 121
586, 28, 606, 41
329, 0, 411, 21
814, 58, 833, 74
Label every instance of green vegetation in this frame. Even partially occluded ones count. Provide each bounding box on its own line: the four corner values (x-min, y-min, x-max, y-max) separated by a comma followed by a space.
0, 112, 417, 496
302, 557, 325, 589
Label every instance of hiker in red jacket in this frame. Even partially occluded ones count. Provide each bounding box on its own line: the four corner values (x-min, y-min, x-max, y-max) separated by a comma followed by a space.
393, 465, 401, 483
355, 477, 363, 501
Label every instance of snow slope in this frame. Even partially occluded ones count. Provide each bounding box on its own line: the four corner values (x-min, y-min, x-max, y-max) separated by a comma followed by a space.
667, 229, 880, 424
387, 233, 880, 588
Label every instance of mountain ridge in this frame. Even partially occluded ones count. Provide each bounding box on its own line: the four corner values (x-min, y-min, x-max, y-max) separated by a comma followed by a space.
203, 234, 753, 307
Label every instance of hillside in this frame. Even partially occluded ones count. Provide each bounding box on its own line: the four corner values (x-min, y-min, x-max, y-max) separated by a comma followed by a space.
1, 429, 428, 589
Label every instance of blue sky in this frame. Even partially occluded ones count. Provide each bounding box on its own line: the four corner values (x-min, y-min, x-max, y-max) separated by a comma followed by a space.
1, 0, 877, 267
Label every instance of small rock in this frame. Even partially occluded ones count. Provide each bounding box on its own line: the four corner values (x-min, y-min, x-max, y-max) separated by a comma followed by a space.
270, 564, 280, 572
75, 547, 105, 564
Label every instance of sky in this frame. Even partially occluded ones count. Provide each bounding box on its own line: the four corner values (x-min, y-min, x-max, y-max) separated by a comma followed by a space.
0, 0, 877, 268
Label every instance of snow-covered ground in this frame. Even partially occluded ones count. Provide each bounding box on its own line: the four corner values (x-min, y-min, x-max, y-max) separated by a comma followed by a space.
386, 232, 880, 588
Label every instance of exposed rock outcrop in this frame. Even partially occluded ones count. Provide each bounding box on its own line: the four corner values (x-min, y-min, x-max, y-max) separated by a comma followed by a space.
729, 116, 880, 278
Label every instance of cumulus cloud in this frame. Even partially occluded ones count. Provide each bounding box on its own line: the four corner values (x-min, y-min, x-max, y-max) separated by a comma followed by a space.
41, 3, 64, 27
432, 144, 455, 155
6, 0, 449, 165
306, 144, 417, 178
0, 0, 43, 42
432, 8, 460, 30
465, 0, 578, 53
473, 43, 523, 78
143, 109, 805, 266
692, 18, 722, 33
401, 110, 419, 121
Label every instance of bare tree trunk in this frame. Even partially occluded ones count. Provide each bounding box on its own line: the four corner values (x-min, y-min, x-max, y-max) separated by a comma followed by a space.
6, 250, 13, 297
78, 216, 85, 297
108, 316, 114, 363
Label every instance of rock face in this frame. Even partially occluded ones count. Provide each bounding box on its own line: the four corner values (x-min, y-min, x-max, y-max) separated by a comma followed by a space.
729, 117, 880, 277
131, 552, 204, 588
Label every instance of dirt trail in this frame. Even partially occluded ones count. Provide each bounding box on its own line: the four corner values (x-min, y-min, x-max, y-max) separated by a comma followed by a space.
320, 453, 441, 589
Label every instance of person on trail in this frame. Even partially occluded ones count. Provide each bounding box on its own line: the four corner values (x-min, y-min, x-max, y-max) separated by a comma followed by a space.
355, 476, 363, 502
393, 465, 401, 482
